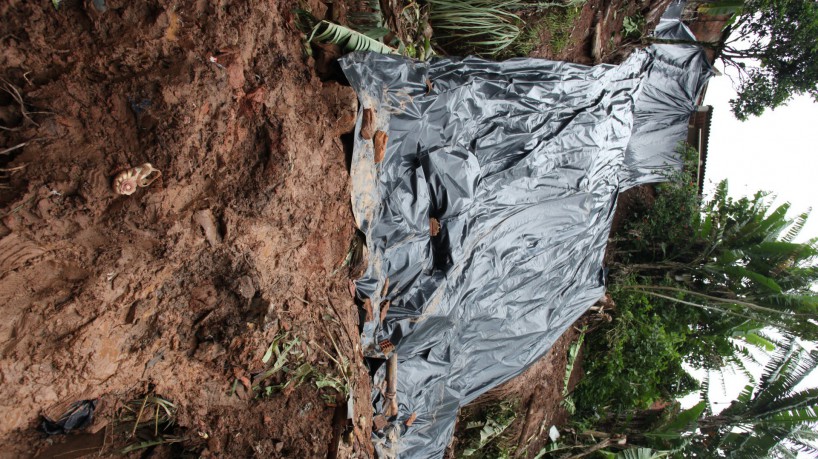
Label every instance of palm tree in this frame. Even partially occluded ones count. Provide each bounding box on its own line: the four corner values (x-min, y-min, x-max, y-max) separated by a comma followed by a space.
648, 336, 818, 458
619, 179, 818, 341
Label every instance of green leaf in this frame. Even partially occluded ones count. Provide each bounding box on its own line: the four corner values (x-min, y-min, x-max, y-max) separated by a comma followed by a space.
309, 21, 396, 54
652, 401, 706, 436
262, 341, 275, 364
617, 448, 668, 459
52, 0, 61, 9
743, 332, 776, 351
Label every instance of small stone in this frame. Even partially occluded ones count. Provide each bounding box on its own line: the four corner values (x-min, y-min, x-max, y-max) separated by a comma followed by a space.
234, 275, 256, 299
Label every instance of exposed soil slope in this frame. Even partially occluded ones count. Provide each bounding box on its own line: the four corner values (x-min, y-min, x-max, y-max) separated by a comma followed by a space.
0, 1, 370, 457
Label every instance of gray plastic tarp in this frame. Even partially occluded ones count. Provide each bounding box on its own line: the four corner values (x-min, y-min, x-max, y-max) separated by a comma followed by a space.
341, 15, 711, 458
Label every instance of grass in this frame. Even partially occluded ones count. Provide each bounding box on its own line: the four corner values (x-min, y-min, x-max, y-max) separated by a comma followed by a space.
117, 393, 183, 454
249, 328, 352, 405
427, 0, 524, 56
502, 1, 585, 57
542, 3, 583, 54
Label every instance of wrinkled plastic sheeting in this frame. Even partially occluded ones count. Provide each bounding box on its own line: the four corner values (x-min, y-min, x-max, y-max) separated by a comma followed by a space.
622, 12, 714, 187
341, 20, 711, 459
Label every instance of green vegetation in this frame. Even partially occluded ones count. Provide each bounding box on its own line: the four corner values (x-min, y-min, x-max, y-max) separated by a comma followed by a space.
561, 328, 585, 415
665, 0, 818, 120
621, 14, 644, 40
251, 330, 352, 404
726, 0, 818, 120
592, 337, 818, 458
553, 140, 818, 457
308, 21, 397, 54
573, 287, 699, 421
543, 4, 583, 54
427, 0, 524, 56
299, 0, 589, 59
458, 401, 519, 458
424, 0, 588, 57
118, 393, 183, 454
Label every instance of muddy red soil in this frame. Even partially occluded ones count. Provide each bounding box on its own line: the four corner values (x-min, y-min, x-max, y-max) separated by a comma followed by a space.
0, 0, 372, 457
530, 0, 674, 64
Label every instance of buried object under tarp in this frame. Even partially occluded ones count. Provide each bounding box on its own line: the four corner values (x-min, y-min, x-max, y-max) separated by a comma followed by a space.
341, 16, 711, 459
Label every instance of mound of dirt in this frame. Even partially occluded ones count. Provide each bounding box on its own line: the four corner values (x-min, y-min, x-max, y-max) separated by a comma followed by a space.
0, 0, 370, 456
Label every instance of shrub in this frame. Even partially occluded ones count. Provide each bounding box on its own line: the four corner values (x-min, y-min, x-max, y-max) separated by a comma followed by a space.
572, 287, 698, 422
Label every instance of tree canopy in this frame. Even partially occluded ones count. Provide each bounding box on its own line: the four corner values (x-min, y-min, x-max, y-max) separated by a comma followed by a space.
715, 0, 818, 120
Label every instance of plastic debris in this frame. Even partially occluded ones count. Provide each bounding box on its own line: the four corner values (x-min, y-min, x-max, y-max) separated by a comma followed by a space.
40, 400, 98, 435
342, 7, 711, 458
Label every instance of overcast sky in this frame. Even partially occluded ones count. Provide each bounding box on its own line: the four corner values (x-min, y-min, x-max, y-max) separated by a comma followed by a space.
703, 73, 818, 242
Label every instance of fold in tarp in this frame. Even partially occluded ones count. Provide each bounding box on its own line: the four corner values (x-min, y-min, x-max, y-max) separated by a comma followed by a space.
341, 15, 711, 458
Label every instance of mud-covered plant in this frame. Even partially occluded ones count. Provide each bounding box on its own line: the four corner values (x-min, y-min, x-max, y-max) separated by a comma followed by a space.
254, 332, 312, 396
118, 393, 183, 453
397, 2, 435, 60
316, 327, 353, 404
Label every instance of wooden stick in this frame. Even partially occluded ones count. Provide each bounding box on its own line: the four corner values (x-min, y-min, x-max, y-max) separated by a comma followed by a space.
384, 352, 398, 417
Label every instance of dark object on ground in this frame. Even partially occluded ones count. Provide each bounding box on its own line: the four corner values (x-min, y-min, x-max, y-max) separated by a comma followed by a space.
40, 400, 97, 435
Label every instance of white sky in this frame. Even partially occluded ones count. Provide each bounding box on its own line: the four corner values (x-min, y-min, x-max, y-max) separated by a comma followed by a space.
702, 73, 818, 241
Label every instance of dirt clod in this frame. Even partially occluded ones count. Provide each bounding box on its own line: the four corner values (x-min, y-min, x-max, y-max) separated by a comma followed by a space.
373, 130, 388, 163
405, 412, 418, 427
430, 218, 440, 237
372, 415, 388, 432
361, 108, 375, 140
